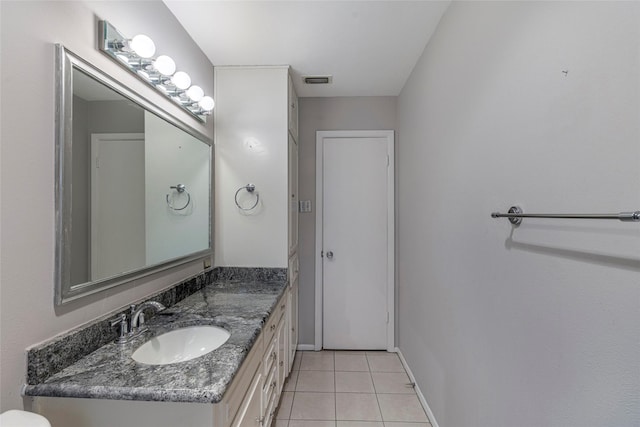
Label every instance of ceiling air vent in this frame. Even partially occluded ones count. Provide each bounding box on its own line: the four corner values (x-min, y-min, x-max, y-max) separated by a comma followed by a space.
304, 76, 332, 85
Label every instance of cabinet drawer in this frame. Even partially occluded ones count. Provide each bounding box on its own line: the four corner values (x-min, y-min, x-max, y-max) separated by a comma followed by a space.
262, 335, 277, 377
264, 295, 286, 345
262, 360, 277, 411
262, 390, 278, 427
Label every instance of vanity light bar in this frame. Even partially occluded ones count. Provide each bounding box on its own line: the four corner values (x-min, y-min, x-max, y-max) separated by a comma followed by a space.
98, 20, 214, 122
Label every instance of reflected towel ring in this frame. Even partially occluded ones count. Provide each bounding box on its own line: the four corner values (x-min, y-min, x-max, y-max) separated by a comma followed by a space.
166, 184, 191, 211
235, 183, 260, 211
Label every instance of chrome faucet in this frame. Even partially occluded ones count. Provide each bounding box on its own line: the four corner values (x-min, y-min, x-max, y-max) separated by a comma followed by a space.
109, 301, 166, 343
130, 301, 166, 335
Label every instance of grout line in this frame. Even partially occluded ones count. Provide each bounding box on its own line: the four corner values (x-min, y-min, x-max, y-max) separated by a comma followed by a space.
334, 361, 338, 404
374, 384, 386, 423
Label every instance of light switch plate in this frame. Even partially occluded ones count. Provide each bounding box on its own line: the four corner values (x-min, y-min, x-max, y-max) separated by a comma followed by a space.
299, 200, 312, 213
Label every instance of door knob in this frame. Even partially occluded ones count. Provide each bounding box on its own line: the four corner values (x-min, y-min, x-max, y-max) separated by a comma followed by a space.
326, 251, 334, 259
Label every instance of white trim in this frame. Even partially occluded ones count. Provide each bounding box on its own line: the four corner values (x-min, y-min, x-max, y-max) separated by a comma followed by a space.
314, 134, 324, 351
296, 344, 316, 351
315, 130, 395, 352
396, 347, 440, 427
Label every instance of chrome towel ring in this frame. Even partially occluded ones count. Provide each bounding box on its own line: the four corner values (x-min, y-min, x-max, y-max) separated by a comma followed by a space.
166, 184, 191, 211
235, 183, 260, 211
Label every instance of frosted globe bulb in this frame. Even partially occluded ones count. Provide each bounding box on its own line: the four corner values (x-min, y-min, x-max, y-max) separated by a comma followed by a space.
186, 85, 204, 102
171, 71, 191, 90
130, 34, 156, 58
199, 96, 215, 111
153, 55, 176, 76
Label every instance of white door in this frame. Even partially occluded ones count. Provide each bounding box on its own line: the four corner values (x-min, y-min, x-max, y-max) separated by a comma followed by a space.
90, 133, 145, 281
316, 130, 394, 350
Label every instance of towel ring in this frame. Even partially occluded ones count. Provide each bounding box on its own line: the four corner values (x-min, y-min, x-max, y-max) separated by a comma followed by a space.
235, 183, 260, 211
166, 184, 191, 211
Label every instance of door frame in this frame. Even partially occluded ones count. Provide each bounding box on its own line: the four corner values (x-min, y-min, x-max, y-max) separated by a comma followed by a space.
314, 130, 395, 351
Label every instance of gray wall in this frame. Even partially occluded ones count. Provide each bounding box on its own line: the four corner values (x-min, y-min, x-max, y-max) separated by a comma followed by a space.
0, 1, 213, 411
397, 2, 639, 426
70, 96, 90, 285
297, 97, 397, 345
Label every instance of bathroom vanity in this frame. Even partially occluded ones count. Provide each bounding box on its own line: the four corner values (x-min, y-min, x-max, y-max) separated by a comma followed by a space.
25, 268, 299, 427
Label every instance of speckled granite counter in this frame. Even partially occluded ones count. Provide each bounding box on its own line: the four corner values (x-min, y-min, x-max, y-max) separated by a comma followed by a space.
23, 270, 288, 403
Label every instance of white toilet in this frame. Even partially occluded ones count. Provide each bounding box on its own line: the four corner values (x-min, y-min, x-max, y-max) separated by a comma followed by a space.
0, 410, 51, 427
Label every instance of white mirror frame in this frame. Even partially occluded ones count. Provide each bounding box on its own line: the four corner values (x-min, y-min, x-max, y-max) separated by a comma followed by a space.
55, 44, 213, 305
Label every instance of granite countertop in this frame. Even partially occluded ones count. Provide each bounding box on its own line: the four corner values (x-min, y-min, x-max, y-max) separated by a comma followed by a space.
23, 277, 288, 403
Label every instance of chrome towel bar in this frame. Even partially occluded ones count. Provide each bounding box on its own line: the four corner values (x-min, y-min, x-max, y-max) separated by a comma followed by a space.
492, 206, 640, 226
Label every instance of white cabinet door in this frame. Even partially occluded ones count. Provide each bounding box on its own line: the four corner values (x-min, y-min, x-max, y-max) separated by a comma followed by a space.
288, 74, 298, 142
288, 134, 299, 257
289, 278, 299, 369
277, 315, 287, 394
232, 370, 263, 427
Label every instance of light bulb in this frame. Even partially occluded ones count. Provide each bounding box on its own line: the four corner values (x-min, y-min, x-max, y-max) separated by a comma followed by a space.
186, 85, 204, 102
171, 71, 191, 90
199, 96, 215, 111
129, 34, 156, 58
153, 55, 176, 76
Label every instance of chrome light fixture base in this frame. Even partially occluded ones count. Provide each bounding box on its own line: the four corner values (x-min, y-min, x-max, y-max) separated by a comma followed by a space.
99, 20, 213, 122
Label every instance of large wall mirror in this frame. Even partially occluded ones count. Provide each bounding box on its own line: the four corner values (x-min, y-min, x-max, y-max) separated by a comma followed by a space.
55, 45, 212, 305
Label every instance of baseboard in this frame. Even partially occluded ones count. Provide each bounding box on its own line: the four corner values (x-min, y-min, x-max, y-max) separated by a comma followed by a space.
297, 344, 315, 351
395, 347, 440, 427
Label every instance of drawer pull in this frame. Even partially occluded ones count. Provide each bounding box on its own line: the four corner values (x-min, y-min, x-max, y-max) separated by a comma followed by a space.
272, 351, 277, 361
271, 380, 277, 390
270, 324, 276, 331
279, 360, 284, 367
256, 416, 264, 426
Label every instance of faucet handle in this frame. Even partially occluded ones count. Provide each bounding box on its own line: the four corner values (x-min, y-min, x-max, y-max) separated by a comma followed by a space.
109, 313, 130, 344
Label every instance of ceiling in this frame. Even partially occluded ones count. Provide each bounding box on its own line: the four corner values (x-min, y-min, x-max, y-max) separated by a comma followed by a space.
164, 1, 450, 97
74, 69, 127, 101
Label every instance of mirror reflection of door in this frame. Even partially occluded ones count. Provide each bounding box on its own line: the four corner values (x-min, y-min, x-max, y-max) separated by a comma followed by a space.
90, 134, 145, 281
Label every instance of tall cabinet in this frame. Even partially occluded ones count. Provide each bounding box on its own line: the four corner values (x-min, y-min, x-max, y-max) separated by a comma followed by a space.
214, 64, 299, 404
287, 73, 299, 369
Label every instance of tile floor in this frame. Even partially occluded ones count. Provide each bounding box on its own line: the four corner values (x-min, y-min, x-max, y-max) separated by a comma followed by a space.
274, 351, 431, 427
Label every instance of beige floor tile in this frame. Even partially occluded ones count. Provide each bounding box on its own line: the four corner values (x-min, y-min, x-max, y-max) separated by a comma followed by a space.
290, 392, 336, 420
338, 422, 384, 427
377, 394, 428, 422
297, 370, 335, 392
301, 351, 335, 371
275, 420, 290, 427
366, 354, 404, 373
335, 371, 375, 393
284, 370, 299, 392
335, 393, 382, 421
289, 422, 336, 427
293, 352, 303, 370
277, 392, 295, 420
371, 372, 414, 394
384, 423, 431, 427
335, 353, 369, 372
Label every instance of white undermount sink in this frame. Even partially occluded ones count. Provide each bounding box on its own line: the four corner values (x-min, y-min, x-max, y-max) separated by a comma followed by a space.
132, 325, 230, 365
